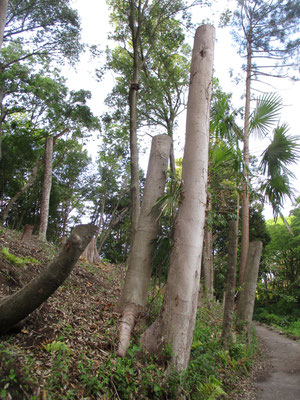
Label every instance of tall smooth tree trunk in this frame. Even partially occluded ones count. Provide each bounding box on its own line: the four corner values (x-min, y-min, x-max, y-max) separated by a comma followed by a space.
141, 25, 215, 372
237, 241, 263, 329
0, 0, 8, 48
1, 158, 44, 224
128, 0, 142, 242
38, 136, 54, 241
222, 218, 238, 347
0, 224, 96, 334
116, 134, 171, 357
239, 36, 252, 286
129, 82, 140, 241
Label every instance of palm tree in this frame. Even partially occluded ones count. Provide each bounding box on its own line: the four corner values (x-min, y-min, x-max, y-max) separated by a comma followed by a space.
239, 92, 283, 285
260, 124, 300, 218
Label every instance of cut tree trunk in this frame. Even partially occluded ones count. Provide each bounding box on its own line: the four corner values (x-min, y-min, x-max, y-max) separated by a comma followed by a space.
82, 237, 101, 264
222, 219, 238, 347
141, 25, 215, 372
0, 224, 96, 334
116, 134, 171, 357
38, 136, 53, 241
21, 224, 34, 244
237, 240, 263, 329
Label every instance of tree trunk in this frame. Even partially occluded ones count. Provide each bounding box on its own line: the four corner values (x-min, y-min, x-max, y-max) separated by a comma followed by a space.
21, 224, 34, 244
38, 136, 54, 241
97, 206, 129, 254
128, 0, 142, 243
237, 241, 263, 328
61, 195, 71, 239
116, 134, 171, 357
82, 237, 101, 264
221, 219, 238, 347
141, 25, 215, 372
129, 82, 140, 242
169, 138, 176, 176
0, 0, 8, 48
239, 35, 252, 286
202, 225, 213, 300
0, 224, 96, 334
1, 158, 44, 224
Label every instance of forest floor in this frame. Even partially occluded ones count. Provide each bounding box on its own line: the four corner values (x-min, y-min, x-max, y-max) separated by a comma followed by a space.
0, 226, 290, 400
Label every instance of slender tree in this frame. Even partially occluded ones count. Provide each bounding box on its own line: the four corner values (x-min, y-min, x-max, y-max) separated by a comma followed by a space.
222, 215, 239, 346
38, 136, 53, 241
106, 0, 203, 240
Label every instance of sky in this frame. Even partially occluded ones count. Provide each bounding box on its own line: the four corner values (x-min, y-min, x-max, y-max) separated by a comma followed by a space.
67, 0, 300, 219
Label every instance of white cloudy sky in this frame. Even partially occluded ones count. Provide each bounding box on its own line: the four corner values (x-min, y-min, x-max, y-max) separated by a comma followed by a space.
67, 0, 300, 218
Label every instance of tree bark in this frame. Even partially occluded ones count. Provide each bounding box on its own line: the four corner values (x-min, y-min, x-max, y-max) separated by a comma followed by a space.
116, 134, 171, 357
128, 0, 142, 242
0, 0, 8, 48
0, 224, 96, 334
141, 25, 215, 372
82, 236, 101, 264
97, 206, 129, 254
221, 219, 238, 347
21, 224, 34, 243
237, 241, 263, 328
202, 225, 213, 300
38, 136, 54, 241
239, 32, 252, 286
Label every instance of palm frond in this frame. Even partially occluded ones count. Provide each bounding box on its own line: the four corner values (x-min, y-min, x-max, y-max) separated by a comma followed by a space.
260, 174, 295, 218
210, 95, 242, 141
249, 93, 282, 138
209, 141, 243, 174
153, 178, 182, 221
259, 124, 300, 179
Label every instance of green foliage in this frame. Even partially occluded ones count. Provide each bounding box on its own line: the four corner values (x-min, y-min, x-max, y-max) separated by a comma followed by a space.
5, 0, 82, 62
183, 303, 259, 399
42, 340, 72, 354
249, 93, 282, 138
196, 376, 226, 400
0, 247, 39, 267
0, 342, 37, 399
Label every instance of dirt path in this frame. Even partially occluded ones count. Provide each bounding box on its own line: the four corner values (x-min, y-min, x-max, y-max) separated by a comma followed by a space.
253, 323, 300, 400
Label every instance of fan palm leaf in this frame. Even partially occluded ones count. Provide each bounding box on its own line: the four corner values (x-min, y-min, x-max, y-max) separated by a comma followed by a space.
249, 93, 282, 138
260, 124, 300, 179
